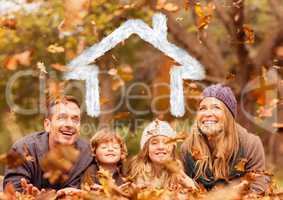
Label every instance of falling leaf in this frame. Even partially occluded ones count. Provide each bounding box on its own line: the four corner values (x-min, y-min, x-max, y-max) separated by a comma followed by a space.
156, 0, 166, 9
226, 73, 236, 81
272, 122, 283, 128
276, 46, 283, 57
0, 18, 16, 29
108, 68, 118, 76
40, 145, 80, 184
163, 3, 179, 12
111, 79, 125, 91
37, 62, 47, 73
118, 65, 134, 82
176, 17, 184, 23
257, 106, 273, 118
23, 144, 34, 162
156, 0, 179, 12
50, 63, 69, 72
234, 158, 248, 172
0, 149, 26, 169
114, 112, 131, 120
166, 132, 188, 144
242, 24, 254, 44
194, 2, 215, 31
100, 96, 110, 105
191, 147, 207, 161
58, 0, 89, 36
3, 182, 16, 199
4, 50, 32, 70
47, 44, 65, 53
184, 0, 193, 10
47, 80, 66, 98
163, 160, 182, 174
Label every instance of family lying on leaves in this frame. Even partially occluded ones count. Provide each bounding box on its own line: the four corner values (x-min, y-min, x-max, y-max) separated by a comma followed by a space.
3, 84, 270, 199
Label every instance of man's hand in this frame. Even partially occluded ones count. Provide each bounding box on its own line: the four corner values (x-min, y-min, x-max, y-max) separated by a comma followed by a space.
20, 178, 43, 196
57, 187, 84, 197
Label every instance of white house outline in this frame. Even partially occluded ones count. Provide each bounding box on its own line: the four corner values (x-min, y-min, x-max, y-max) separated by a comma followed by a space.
64, 13, 205, 117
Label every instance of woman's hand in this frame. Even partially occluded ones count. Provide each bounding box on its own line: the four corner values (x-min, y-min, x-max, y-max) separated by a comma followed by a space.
177, 172, 198, 190
90, 183, 104, 192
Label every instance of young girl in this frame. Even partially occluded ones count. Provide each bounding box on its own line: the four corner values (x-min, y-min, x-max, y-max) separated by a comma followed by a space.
128, 119, 197, 192
82, 128, 128, 188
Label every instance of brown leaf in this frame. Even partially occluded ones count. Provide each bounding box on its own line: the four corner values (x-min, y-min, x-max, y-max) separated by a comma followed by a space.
184, 0, 193, 10
40, 145, 80, 184
234, 158, 248, 172
47, 44, 65, 53
100, 96, 110, 105
4, 50, 32, 70
23, 144, 34, 162
225, 73, 236, 81
108, 68, 118, 76
163, 160, 182, 174
114, 112, 131, 120
163, 3, 179, 12
58, 0, 89, 35
242, 24, 255, 44
166, 132, 188, 144
3, 182, 16, 200
156, 0, 179, 12
195, 2, 215, 31
191, 147, 207, 161
0, 149, 26, 169
35, 190, 57, 200
0, 18, 16, 29
111, 79, 125, 91
117, 65, 134, 82
272, 122, 283, 128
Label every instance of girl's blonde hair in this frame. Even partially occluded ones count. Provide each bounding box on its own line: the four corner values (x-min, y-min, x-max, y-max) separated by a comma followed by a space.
183, 104, 239, 180
128, 138, 183, 189
90, 129, 128, 161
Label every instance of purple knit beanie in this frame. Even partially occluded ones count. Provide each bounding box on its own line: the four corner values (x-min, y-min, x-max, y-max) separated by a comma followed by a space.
202, 84, 237, 117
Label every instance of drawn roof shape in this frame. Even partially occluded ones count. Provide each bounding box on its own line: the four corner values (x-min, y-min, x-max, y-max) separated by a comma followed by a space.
64, 13, 205, 117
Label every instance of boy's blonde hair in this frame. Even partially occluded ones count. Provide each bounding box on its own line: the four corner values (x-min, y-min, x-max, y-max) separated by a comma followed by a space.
90, 129, 128, 160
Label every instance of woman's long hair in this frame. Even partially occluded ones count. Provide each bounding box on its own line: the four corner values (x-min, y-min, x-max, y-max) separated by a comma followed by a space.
183, 105, 239, 180
128, 140, 183, 189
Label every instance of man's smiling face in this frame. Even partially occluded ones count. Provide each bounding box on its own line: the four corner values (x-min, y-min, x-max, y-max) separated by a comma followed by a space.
44, 101, 81, 147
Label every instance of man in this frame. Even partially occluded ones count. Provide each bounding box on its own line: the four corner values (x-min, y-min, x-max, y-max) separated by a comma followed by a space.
181, 84, 269, 194
3, 96, 93, 192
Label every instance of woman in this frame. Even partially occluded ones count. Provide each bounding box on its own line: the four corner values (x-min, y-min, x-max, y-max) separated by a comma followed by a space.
129, 119, 196, 192
181, 84, 269, 194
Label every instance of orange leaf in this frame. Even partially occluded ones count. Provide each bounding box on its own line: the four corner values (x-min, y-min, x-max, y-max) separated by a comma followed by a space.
242, 24, 255, 44
100, 96, 110, 105
0, 150, 26, 169
0, 18, 16, 29
184, 0, 192, 10
191, 147, 207, 161
111, 79, 125, 91
50, 63, 69, 72
234, 158, 248, 172
47, 44, 65, 53
163, 3, 179, 12
40, 145, 79, 184
114, 112, 131, 120
4, 50, 32, 70
195, 2, 215, 31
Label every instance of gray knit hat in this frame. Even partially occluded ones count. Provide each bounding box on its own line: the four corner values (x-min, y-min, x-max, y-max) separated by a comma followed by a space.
202, 84, 237, 117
